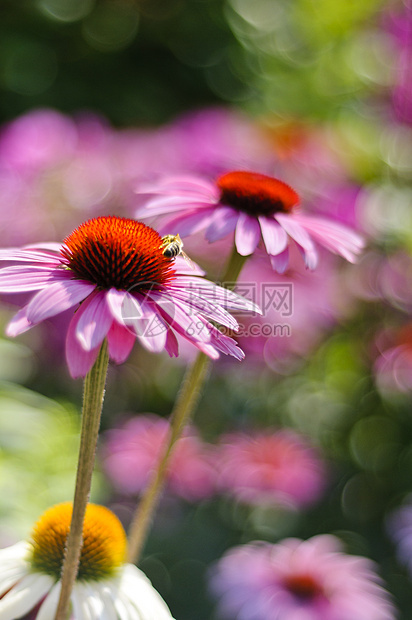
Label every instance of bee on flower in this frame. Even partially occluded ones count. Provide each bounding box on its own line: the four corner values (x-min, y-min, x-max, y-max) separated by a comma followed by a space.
0, 216, 260, 377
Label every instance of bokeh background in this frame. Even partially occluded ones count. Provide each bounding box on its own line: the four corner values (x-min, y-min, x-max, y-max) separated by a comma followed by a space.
2, 0, 412, 618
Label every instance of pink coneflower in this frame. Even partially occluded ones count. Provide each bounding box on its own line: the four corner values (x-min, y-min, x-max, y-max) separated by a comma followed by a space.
137, 170, 364, 272
0, 216, 259, 378
103, 414, 217, 501
210, 535, 395, 620
216, 429, 326, 509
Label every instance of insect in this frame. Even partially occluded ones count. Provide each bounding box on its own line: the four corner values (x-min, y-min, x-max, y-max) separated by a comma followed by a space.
161, 234, 196, 269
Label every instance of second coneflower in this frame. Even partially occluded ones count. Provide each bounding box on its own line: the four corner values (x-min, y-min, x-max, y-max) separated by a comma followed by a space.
137, 170, 364, 272
0, 216, 259, 377
0, 502, 175, 620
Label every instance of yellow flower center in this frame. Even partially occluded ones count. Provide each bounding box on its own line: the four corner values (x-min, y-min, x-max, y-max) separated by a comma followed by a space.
29, 503, 127, 581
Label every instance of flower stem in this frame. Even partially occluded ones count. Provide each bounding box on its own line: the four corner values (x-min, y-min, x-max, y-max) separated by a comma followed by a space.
220, 244, 248, 290
127, 245, 247, 565
127, 351, 211, 564
55, 340, 109, 620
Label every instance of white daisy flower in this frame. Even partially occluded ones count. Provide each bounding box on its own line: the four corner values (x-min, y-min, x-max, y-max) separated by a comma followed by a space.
0, 502, 175, 620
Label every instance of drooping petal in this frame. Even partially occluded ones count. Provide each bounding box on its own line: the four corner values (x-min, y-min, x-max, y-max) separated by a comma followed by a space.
293, 213, 365, 262
164, 326, 179, 357
275, 213, 318, 269
235, 213, 261, 256
258, 217, 288, 256
122, 294, 168, 353
167, 287, 239, 331
6, 308, 32, 337
107, 321, 136, 363
0, 249, 62, 263
149, 293, 212, 344
71, 582, 94, 620
138, 195, 213, 215
135, 300, 168, 354
199, 317, 245, 360
138, 175, 217, 197
102, 583, 134, 620
23, 242, 63, 252
0, 571, 27, 598
270, 247, 290, 273
121, 565, 175, 620
173, 255, 205, 276
275, 213, 316, 251
105, 288, 127, 323
91, 584, 118, 620
36, 582, 61, 620
205, 207, 239, 242
157, 208, 215, 238
26, 279, 95, 325
0, 573, 54, 620
0, 266, 70, 292
75, 291, 113, 351
170, 277, 261, 314
66, 302, 101, 378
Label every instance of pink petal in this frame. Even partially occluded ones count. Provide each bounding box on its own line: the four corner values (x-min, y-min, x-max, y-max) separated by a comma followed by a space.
66, 303, 100, 378
171, 277, 261, 314
0, 266, 70, 292
6, 308, 32, 337
275, 213, 316, 251
164, 327, 179, 357
137, 175, 217, 198
292, 214, 365, 262
105, 288, 127, 323
138, 195, 213, 216
75, 291, 113, 351
199, 316, 245, 360
157, 208, 215, 237
258, 217, 288, 256
107, 321, 136, 363
195, 342, 220, 359
275, 213, 318, 269
0, 249, 62, 263
23, 242, 63, 252
26, 280, 95, 324
298, 244, 319, 270
235, 213, 261, 256
270, 248, 290, 273
135, 300, 168, 353
170, 288, 239, 330
122, 293, 167, 353
152, 294, 212, 343
205, 207, 239, 243
173, 255, 205, 276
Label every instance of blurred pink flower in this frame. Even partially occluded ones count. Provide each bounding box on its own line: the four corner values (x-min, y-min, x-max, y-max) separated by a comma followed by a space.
384, 2, 412, 125
0, 108, 78, 175
210, 535, 395, 620
216, 429, 326, 509
137, 171, 364, 272
375, 323, 412, 393
0, 110, 120, 246
103, 414, 217, 501
0, 216, 259, 377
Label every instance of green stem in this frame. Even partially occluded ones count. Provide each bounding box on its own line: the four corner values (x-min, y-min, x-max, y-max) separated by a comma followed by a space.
220, 244, 248, 290
54, 340, 109, 620
127, 351, 211, 563
127, 245, 247, 565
